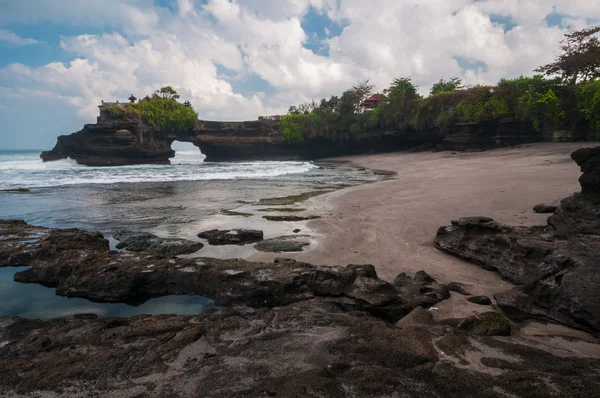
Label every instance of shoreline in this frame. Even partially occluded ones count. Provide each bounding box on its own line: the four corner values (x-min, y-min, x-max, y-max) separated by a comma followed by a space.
250, 142, 600, 353
4, 143, 600, 396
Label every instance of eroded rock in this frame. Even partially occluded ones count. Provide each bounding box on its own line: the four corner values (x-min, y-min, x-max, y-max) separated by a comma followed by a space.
114, 231, 204, 256
197, 229, 263, 245
533, 204, 558, 214
0, 221, 447, 322
467, 296, 493, 306
2, 300, 599, 397
434, 147, 600, 334
392, 270, 450, 309
448, 282, 471, 296
253, 235, 310, 252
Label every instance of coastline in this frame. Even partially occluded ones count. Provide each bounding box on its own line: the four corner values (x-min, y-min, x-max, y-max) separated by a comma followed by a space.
250, 142, 600, 353
4, 143, 600, 396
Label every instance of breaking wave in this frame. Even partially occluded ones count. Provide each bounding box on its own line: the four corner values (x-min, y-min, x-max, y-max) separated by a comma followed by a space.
0, 150, 317, 189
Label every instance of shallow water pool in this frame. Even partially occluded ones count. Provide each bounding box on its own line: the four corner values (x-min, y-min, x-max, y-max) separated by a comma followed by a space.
0, 267, 214, 318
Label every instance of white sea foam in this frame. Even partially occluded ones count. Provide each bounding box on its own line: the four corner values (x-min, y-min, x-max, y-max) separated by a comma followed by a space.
0, 150, 317, 189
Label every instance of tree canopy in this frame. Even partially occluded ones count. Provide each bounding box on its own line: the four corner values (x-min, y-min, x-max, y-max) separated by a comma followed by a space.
430, 78, 464, 95
109, 87, 198, 134
536, 26, 600, 85
278, 29, 600, 142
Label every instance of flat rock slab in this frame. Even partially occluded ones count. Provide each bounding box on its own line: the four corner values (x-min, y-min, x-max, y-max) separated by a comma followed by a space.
114, 231, 204, 256
253, 235, 310, 252
257, 191, 333, 206
448, 282, 471, 296
533, 204, 558, 213
467, 296, 492, 305
2, 300, 600, 397
197, 229, 263, 245
262, 215, 321, 222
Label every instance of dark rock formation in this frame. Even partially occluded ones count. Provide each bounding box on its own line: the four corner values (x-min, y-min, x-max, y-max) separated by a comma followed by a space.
253, 235, 310, 252
3, 301, 600, 397
41, 112, 175, 166
457, 312, 511, 336
447, 281, 471, 296
262, 215, 321, 222
467, 296, 493, 306
1, 220, 445, 321
3, 221, 600, 396
434, 147, 600, 334
197, 229, 264, 245
391, 270, 450, 309
0, 188, 30, 193
114, 231, 204, 256
533, 204, 558, 213
572, 146, 600, 195
41, 105, 574, 166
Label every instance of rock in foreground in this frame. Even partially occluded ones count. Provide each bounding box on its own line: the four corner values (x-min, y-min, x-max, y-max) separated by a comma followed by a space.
2, 301, 600, 397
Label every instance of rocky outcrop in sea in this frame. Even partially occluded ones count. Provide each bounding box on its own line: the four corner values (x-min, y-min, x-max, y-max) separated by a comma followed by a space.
40, 104, 580, 166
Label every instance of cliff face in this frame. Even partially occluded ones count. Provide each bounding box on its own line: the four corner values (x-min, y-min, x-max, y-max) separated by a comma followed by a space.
41, 108, 585, 166
40, 113, 174, 166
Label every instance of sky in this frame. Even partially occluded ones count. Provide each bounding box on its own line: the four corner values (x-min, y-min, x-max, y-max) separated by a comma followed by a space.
1, 0, 599, 149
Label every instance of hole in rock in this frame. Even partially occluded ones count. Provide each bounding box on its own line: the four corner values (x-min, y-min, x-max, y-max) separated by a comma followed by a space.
170, 141, 206, 165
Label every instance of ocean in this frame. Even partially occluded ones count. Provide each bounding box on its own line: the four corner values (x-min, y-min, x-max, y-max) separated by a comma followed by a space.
0, 144, 378, 318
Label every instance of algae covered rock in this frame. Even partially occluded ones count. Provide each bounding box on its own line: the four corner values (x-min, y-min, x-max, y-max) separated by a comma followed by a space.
457, 312, 511, 336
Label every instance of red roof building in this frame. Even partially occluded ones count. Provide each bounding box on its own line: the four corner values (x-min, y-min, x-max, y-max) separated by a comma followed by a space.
361, 93, 386, 112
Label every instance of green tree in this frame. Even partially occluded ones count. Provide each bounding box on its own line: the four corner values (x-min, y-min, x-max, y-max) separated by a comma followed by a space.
430, 78, 464, 96
536, 26, 600, 85
154, 86, 181, 100
125, 87, 197, 134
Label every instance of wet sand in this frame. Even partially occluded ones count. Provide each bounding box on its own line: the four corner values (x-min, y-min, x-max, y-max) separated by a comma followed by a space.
249, 142, 600, 352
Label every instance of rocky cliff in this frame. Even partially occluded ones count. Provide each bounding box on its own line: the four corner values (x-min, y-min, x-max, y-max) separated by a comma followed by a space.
41, 107, 586, 166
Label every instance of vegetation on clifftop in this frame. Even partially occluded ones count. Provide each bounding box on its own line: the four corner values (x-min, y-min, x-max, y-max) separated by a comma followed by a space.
282, 26, 600, 141
110, 87, 198, 134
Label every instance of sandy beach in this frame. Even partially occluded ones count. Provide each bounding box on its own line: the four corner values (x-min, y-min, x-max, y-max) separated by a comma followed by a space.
250, 142, 600, 352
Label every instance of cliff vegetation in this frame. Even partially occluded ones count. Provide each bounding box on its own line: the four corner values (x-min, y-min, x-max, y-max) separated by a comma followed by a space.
107, 87, 198, 134
282, 26, 600, 142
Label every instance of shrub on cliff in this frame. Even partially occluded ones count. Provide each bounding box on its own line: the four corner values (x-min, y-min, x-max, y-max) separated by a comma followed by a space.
280, 114, 307, 142
577, 80, 600, 139
124, 88, 198, 134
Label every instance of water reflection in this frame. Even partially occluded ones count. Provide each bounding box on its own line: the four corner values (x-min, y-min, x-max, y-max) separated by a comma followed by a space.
0, 267, 213, 318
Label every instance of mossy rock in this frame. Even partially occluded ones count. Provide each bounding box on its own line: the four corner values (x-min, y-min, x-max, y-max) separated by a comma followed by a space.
257, 191, 333, 206
457, 312, 511, 336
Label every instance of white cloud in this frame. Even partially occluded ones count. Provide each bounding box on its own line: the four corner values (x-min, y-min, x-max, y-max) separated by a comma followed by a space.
0, 29, 40, 46
1, 0, 600, 125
